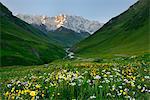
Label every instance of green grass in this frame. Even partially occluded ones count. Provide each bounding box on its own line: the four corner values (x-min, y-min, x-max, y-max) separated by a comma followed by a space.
0, 54, 150, 100
47, 27, 89, 47
0, 3, 65, 66
73, 0, 150, 58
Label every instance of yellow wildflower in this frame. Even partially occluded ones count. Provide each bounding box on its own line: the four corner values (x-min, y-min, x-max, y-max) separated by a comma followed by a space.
112, 88, 115, 91
36, 84, 41, 89
42, 94, 44, 97
120, 90, 123, 93
11, 87, 15, 92
18, 90, 21, 94
123, 92, 126, 95
31, 97, 35, 100
21, 90, 24, 94
56, 75, 58, 80
142, 78, 145, 81
132, 77, 136, 80
104, 74, 107, 77
5, 91, 9, 97
30, 91, 36, 97
26, 89, 30, 93
17, 93, 20, 97
11, 96, 15, 100
141, 89, 144, 92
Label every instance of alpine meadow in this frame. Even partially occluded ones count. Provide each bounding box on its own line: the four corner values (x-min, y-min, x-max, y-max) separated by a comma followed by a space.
0, 0, 150, 100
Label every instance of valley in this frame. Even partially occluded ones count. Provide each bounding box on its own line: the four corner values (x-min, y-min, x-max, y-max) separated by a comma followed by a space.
0, 0, 149, 99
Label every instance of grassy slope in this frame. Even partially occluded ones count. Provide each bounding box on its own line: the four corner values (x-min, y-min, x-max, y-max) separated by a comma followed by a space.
73, 0, 150, 58
0, 3, 65, 66
48, 27, 89, 47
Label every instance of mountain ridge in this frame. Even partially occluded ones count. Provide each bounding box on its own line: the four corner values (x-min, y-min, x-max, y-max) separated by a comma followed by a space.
16, 14, 103, 34
16, 14, 93, 47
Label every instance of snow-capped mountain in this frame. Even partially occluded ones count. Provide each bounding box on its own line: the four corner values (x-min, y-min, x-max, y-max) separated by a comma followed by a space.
16, 14, 103, 34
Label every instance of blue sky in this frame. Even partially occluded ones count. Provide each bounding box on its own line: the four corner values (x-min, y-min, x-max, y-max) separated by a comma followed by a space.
0, 0, 137, 23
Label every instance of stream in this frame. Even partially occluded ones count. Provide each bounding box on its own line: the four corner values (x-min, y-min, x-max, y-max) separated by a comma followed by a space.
64, 48, 75, 59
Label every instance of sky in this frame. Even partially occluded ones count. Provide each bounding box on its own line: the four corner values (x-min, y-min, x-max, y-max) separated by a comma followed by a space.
0, 0, 138, 23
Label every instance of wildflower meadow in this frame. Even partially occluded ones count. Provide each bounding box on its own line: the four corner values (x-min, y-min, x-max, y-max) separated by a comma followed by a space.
0, 54, 150, 100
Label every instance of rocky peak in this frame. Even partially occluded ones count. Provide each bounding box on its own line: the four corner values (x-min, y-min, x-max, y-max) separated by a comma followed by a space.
16, 14, 104, 34
55, 14, 67, 28
41, 15, 48, 24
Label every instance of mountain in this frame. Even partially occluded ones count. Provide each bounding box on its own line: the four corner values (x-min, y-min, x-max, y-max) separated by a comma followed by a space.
16, 14, 93, 47
0, 3, 65, 66
73, 0, 150, 58
48, 26, 90, 47
16, 14, 103, 34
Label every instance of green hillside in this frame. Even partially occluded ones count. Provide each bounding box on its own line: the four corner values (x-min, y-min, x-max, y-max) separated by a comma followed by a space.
48, 26, 90, 47
73, 0, 150, 58
0, 3, 65, 66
